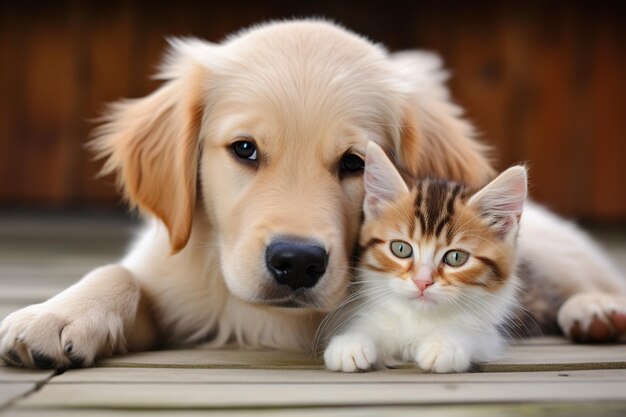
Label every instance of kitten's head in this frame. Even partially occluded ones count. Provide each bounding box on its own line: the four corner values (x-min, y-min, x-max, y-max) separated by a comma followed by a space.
359, 142, 527, 311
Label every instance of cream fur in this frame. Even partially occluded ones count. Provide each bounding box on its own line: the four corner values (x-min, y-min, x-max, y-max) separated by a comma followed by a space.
1, 19, 625, 369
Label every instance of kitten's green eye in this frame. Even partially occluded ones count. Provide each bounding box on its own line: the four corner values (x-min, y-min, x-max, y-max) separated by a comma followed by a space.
390, 240, 413, 258
443, 250, 469, 267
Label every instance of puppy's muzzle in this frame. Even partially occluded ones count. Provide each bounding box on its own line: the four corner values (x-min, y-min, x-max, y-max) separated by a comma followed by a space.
265, 236, 328, 290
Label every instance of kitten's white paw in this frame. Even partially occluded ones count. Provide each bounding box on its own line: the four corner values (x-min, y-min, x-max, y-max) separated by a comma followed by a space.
558, 292, 626, 342
324, 333, 378, 372
415, 337, 471, 373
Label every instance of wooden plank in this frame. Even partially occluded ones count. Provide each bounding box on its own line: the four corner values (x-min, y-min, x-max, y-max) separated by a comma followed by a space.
587, 14, 626, 220
512, 336, 568, 346
0, 285, 66, 305
51, 368, 626, 385
0, 2, 625, 220
0, 365, 54, 384
439, 5, 516, 167
0, 214, 135, 239
0, 216, 133, 305
0, 2, 19, 202
11, 5, 80, 205
482, 344, 626, 372
14, 380, 626, 409
0, 383, 36, 408
79, 2, 135, 205
98, 339, 626, 372
99, 348, 317, 370
5, 403, 626, 417
515, 6, 579, 216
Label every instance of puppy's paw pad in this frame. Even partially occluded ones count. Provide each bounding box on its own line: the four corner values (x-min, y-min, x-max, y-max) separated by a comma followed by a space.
324, 334, 377, 373
558, 293, 626, 343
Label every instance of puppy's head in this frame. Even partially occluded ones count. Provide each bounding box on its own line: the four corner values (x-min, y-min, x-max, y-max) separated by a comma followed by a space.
92, 20, 494, 311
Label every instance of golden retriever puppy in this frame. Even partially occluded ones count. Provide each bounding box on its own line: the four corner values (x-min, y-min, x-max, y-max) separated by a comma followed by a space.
1, 20, 624, 369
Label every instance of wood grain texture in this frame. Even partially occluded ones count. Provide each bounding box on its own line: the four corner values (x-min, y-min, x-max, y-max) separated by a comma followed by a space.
0, 383, 36, 408
95, 340, 626, 373
50, 368, 626, 384
0, 2, 624, 219
587, 14, 626, 220
0, 366, 54, 384
13, 381, 626, 409
6, 403, 626, 417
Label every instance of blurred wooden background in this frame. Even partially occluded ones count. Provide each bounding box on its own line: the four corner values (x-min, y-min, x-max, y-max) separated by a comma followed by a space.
0, 0, 624, 221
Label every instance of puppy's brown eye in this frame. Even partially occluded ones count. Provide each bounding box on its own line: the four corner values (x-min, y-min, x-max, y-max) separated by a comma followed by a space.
340, 153, 364, 174
232, 141, 257, 161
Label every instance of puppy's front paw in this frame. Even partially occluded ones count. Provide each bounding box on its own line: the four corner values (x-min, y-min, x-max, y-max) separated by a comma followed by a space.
558, 293, 626, 343
415, 337, 470, 373
324, 333, 378, 372
0, 302, 126, 370
0, 265, 140, 369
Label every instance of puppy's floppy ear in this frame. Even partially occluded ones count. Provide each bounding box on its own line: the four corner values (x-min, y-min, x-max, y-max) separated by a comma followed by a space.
390, 51, 495, 188
91, 39, 212, 253
364, 142, 409, 220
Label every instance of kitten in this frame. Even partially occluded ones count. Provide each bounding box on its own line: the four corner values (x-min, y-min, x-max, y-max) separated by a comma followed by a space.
323, 142, 527, 373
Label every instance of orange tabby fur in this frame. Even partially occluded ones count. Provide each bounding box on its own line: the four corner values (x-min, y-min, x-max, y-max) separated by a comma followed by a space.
360, 179, 516, 295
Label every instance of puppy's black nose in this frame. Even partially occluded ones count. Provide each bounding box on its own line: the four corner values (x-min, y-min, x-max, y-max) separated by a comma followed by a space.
266, 237, 328, 290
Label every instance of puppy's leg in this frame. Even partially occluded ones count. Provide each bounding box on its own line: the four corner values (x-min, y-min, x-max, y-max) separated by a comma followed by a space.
519, 203, 626, 342
0, 265, 155, 369
558, 293, 626, 342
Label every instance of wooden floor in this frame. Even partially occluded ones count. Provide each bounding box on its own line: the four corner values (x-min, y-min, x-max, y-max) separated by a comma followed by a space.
1, 214, 626, 416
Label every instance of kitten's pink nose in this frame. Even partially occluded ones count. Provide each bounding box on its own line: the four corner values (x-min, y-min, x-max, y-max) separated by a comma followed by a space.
413, 264, 434, 293
414, 279, 433, 293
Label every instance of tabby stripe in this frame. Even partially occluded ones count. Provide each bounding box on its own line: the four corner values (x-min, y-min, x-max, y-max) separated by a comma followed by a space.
475, 256, 504, 281
372, 248, 405, 273
447, 184, 462, 216
425, 180, 448, 235
415, 182, 423, 211
364, 263, 387, 273
434, 215, 450, 237
362, 237, 384, 251
414, 179, 466, 237
435, 184, 459, 236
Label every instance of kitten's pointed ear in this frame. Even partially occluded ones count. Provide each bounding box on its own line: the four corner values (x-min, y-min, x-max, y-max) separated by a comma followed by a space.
468, 166, 528, 240
364, 142, 410, 220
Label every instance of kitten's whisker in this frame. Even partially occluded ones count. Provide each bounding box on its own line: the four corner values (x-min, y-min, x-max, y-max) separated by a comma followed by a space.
471, 290, 544, 338
312, 288, 390, 356
456, 292, 534, 339
445, 296, 493, 332
324, 293, 392, 338
313, 291, 394, 356
452, 294, 494, 321
453, 293, 511, 330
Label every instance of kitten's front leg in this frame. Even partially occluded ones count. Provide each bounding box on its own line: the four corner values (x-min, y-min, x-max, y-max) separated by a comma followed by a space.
414, 334, 472, 373
324, 332, 379, 372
